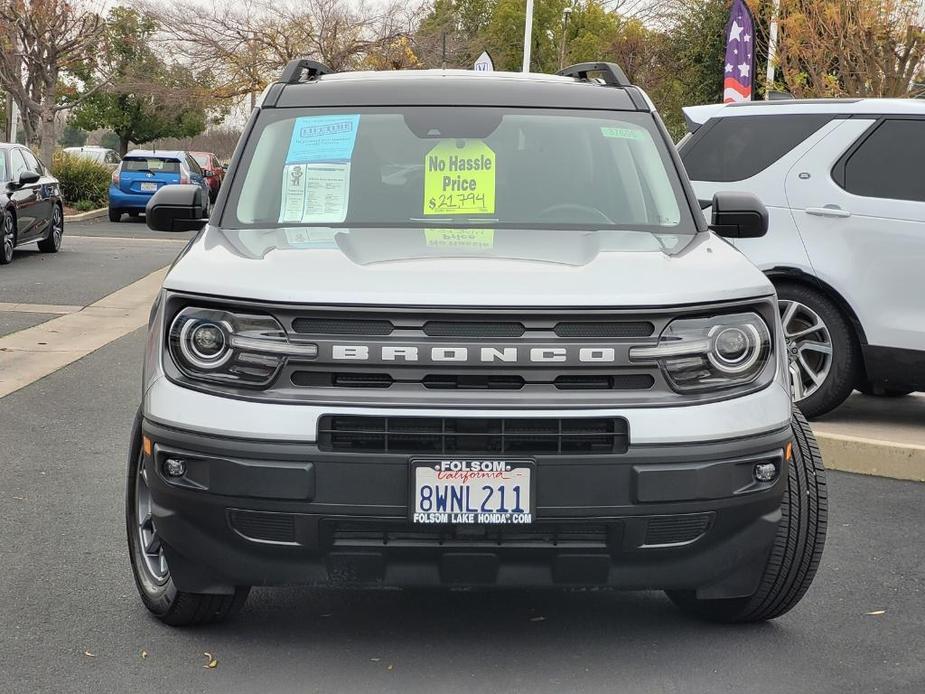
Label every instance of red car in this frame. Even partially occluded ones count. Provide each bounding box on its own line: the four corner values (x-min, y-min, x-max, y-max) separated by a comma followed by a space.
190, 152, 225, 202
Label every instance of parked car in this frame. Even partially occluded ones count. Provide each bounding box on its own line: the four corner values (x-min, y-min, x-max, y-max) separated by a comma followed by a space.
680, 99, 925, 418
126, 60, 827, 627
1, 143, 64, 265
108, 150, 211, 222
62, 145, 122, 171
190, 151, 224, 202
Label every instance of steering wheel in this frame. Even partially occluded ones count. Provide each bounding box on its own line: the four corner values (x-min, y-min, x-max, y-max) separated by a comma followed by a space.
538, 203, 614, 225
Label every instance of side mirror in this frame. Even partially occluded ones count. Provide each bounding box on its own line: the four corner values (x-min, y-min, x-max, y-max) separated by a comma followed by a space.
13, 170, 41, 187
146, 184, 206, 232
708, 191, 768, 239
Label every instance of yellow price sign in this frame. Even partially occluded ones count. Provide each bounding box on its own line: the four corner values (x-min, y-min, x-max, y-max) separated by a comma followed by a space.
423, 140, 496, 216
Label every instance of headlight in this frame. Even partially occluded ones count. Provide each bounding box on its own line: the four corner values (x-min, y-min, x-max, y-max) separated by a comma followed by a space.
629, 312, 772, 393
168, 307, 317, 387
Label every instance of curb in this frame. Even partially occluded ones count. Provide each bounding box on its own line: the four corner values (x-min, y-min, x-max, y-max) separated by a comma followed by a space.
64, 207, 108, 222
815, 431, 925, 483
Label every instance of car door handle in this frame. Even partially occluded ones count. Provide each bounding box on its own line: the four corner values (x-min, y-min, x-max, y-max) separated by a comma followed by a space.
805, 206, 851, 218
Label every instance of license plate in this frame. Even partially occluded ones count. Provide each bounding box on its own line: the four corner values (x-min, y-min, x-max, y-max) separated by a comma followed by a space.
410, 459, 534, 524
140, 182, 157, 192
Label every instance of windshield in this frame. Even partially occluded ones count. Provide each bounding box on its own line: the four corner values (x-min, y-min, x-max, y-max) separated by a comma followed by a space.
225, 107, 694, 232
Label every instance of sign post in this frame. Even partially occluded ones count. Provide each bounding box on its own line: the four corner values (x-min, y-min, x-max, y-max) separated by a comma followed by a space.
522, 0, 534, 72
474, 51, 494, 72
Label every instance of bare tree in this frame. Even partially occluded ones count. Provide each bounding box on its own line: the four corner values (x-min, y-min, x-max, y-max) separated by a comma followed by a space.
0, 0, 109, 163
149, 0, 414, 111
775, 0, 925, 97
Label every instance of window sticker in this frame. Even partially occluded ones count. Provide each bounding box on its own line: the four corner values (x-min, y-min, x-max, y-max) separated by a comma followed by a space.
285, 115, 360, 164
283, 227, 339, 248
423, 140, 496, 216
280, 162, 351, 224
600, 126, 644, 140
424, 228, 494, 250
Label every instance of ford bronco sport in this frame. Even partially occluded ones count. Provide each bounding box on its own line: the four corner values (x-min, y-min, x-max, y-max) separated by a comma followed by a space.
127, 60, 827, 626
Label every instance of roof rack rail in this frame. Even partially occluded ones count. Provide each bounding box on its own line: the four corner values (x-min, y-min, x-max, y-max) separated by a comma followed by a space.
279, 59, 335, 84
557, 62, 630, 88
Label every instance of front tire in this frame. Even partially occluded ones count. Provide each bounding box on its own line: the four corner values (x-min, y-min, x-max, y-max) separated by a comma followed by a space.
667, 406, 827, 623
37, 204, 63, 253
108, 208, 122, 223
126, 412, 249, 626
777, 282, 860, 419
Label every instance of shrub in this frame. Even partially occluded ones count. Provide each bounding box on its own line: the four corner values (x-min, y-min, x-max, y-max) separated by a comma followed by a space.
74, 199, 98, 212
51, 154, 110, 208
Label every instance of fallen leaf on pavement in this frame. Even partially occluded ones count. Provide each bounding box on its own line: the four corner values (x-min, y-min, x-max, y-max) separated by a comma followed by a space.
140, 650, 148, 659
370, 657, 381, 662
865, 610, 886, 616
203, 652, 218, 669
84, 651, 96, 657
387, 664, 394, 671
529, 616, 546, 622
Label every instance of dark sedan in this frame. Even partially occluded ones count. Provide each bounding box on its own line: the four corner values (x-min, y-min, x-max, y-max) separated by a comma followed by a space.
1, 143, 64, 265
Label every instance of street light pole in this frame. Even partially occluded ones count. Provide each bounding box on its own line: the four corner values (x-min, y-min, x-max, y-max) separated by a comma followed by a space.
522, 0, 534, 73
558, 5, 573, 70
765, 0, 781, 99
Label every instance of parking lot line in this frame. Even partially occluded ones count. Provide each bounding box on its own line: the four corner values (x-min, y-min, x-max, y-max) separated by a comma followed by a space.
0, 302, 83, 315
0, 267, 166, 399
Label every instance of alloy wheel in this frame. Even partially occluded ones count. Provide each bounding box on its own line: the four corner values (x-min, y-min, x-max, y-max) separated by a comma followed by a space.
2, 214, 13, 262
135, 459, 169, 584
779, 299, 834, 402
51, 207, 63, 248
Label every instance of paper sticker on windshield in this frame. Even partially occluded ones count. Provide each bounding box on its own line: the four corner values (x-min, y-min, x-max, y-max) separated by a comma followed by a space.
279, 163, 350, 224
424, 140, 495, 216
600, 126, 644, 140
425, 228, 494, 250
286, 115, 360, 164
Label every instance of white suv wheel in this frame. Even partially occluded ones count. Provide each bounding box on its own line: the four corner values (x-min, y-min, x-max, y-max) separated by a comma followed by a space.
779, 299, 834, 402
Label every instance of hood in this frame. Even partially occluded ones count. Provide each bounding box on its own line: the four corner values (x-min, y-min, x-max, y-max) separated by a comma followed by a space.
163, 226, 773, 307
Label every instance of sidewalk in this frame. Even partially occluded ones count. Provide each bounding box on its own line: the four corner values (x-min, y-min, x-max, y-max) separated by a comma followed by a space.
812, 392, 925, 482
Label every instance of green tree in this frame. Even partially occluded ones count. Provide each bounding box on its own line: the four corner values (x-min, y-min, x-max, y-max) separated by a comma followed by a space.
99, 131, 120, 150
69, 7, 213, 155
58, 124, 88, 148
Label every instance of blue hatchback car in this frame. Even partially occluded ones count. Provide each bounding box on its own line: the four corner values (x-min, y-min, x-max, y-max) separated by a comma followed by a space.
108, 150, 211, 222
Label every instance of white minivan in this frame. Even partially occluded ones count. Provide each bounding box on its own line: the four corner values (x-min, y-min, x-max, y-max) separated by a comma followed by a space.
681, 99, 925, 417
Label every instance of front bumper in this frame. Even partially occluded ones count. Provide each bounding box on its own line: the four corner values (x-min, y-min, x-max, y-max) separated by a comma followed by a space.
140, 416, 792, 599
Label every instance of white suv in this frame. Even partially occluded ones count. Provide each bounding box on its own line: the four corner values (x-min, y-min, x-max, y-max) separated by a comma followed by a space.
680, 99, 925, 418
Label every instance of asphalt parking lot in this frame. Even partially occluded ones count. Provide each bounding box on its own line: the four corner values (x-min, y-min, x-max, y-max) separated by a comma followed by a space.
0, 219, 923, 693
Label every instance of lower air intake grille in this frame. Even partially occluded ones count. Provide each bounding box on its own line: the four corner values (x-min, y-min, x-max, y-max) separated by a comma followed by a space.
325, 519, 614, 549
318, 416, 629, 455
229, 510, 297, 544
643, 514, 712, 547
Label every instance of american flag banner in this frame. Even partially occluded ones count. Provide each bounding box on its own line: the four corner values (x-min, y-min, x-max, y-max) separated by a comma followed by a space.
724, 0, 756, 103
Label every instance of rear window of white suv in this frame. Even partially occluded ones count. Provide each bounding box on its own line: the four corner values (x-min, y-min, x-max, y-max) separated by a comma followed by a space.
226, 107, 694, 232
681, 113, 833, 182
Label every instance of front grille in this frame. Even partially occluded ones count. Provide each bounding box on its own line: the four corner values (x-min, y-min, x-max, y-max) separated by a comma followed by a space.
643, 514, 712, 546
554, 321, 654, 338
423, 321, 525, 337
318, 415, 629, 455
325, 519, 614, 549
291, 317, 394, 335
291, 370, 654, 391
229, 510, 297, 543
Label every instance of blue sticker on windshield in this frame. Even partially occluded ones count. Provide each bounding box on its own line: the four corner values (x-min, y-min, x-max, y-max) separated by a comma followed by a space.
285, 115, 360, 164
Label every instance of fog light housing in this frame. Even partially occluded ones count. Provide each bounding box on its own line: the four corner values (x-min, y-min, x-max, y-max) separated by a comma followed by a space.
754, 462, 778, 482
164, 457, 187, 478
